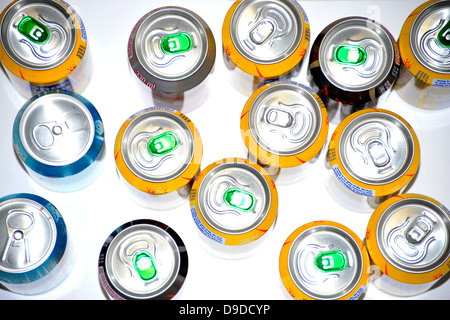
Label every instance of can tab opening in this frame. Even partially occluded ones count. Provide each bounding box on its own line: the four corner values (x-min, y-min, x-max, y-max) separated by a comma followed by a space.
161, 32, 193, 55
438, 20, 450, 48
223, 188, 256, 212
334, 45, 367, 66
147, 131, 179, 157
17, 16, 50, 45
133, 250, 157, 281
315, 250, 347, 272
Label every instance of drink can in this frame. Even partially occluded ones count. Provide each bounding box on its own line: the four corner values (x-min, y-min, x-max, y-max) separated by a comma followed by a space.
308, 17, 400, 124
98, 219, 188, 300
279, 220, 370, 300
0, 193, 72, 295
394, 0, 450, 109
190, 158, 278, 259
222, 0, 310, 96
128, 6, 216, 113
114, 107, 203, 210
13, 90, 105, 192
366, 194, 450, 296
240, 81, 328, 185
0, 0, 91, 98
325, 108, 420, 212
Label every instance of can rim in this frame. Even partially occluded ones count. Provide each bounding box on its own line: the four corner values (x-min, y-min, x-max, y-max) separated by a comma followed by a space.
0, 0, 87, 85
279, 220, 370, 300
328, 108, 420, 197
366, 194, 450, 284
398, 0, 450, 83
114, 107, 203, 195
189, 157, 278, 245
222, 0, 310, 79
240, 81, 329, 168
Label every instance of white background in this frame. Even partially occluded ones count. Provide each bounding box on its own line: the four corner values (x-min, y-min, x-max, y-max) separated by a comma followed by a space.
0, 0, 449, 300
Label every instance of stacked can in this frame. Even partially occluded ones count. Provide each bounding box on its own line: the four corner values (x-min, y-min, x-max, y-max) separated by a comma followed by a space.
279, 220, 370, 300
98, 219, 188, 300
240, 81, 328, 185
325, 108, 420, 212
13, 90, 105, 192
308, 17, 400, 123
366, 194, 450, 296
128, 7, 216, 113
395, 0, 450, 109
0, 0, 91, 98
114, 107, 203, 210
222, 0, 310, 96
0, 193, 72, 295
190, 158, 278, 259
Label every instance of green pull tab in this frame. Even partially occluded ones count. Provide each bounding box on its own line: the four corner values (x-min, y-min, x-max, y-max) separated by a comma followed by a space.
147, 131, 179, 157
438, 20, 450, 48
223, 188, 256, 212
161, 32, 193, 54
133, 250, 157, 281
17, 16, 50, 45
315, 250, 347, 272
334, 45, 367, 66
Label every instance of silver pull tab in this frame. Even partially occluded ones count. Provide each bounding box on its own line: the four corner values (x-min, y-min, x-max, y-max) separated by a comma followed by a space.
1, 210, 35, 264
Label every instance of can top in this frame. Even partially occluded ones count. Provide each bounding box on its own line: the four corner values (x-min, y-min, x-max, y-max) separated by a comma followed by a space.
0, 0, 77, 70
120, 109, 195, 183
410, 0, 450, 74
367, 194, 450, 284
318, 17, 395, 92
229, 0, 303, 65
196, 160, 272, 235
129, 7, 215, 93
280, 221, 369, 300
100, 220, 187, 300
16, 92, 96, 167
0, 194, 63, 275
337, 110, 416, 186
242, 82, 328, 168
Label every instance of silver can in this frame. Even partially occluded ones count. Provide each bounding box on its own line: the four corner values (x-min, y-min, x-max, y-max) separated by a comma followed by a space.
222, 0, 310, 96
190, 158, 278, 259
98, 219, 188, 300
0, 193, 72, 295
366, 194, 450, 296
279, 220, 370, 300
308, 17, 400, 124
395, 0, 450, 109
13, 90, 105, 192
128, 6, 216, 113
325, 108, 421, 213
240, 81, 329, 185
114, 107, 203, 210
0, 0, 91, 98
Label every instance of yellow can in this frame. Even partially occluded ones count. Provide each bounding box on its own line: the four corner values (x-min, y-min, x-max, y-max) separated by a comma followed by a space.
366, 194, 450, 296
395, 0, 450, 109
0, 0, 91, 98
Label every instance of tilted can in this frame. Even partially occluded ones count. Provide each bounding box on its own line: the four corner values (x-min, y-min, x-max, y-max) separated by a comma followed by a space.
308, 17, 400, 124
222, 0, 310, 96
0, 0, 91, 98
240, 81, 328, 185
0, 193, 72, 295
190, 158, 278, 259
128, 6, 216, 113
279, 220, 370, 300
394, 0, 450, 109
325, 108, 420, 212
98, 219, 188, 300
366, 194, 450, 296
13, 90, 105, 192
114, 107, 203, 210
